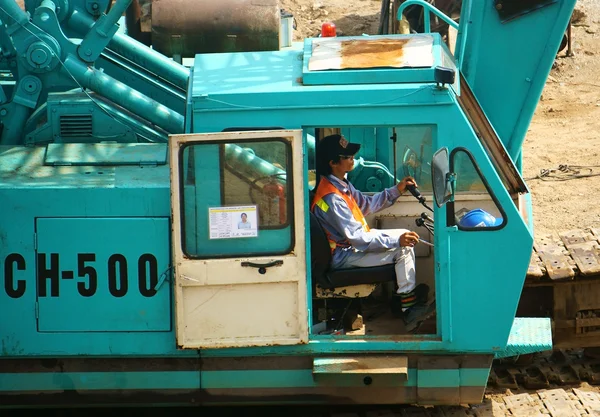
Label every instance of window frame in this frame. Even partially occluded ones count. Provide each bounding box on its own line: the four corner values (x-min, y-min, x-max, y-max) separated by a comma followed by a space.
447, 147, 508, 231
178, 137, 296, 260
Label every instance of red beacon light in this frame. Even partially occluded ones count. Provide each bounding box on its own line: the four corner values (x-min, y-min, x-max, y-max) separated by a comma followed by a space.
321, 22, 336, 37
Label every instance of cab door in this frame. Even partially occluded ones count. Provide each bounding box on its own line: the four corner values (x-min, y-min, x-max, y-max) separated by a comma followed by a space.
169, 130, 307, 349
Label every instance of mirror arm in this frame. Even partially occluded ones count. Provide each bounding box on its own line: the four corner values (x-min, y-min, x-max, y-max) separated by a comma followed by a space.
446, 172, 457, 201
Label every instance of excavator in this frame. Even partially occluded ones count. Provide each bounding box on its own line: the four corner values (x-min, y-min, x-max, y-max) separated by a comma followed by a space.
0, 0, 579, 408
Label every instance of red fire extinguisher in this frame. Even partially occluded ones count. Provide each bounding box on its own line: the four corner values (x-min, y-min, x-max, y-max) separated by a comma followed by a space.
263, 180, 286, 224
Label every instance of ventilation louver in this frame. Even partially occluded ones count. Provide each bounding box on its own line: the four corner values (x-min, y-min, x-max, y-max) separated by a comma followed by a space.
60, 114, 93, 138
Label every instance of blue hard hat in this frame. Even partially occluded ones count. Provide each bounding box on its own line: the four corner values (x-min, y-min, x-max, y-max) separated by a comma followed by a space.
458, 209, 503, 228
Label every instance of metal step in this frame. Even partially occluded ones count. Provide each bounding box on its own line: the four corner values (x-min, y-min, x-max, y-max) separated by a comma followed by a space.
495, 317, 552, 359
313, 356, 408, 380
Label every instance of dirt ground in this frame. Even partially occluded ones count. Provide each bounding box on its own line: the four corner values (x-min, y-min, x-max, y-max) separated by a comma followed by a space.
281, 0, 600, 237
525, 0, 600, 236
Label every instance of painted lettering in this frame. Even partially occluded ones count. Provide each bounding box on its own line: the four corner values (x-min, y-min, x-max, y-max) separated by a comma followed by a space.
37, 253, 60, 297
4, 253, 163, 299
108, 254, 128, 297
138, 254, 158, 297
77, 253, 97, 297
4, 253, 26, 298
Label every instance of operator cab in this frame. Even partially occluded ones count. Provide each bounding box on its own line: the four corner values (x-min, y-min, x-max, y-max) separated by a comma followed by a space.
168, 31, 532, 351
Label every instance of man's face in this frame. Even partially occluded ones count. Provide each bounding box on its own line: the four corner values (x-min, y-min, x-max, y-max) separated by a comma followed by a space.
241, 214, 247, 222
335, 154, 355, 173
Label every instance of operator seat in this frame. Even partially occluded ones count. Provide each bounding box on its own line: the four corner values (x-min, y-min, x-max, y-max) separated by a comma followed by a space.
309, 211, 395, 298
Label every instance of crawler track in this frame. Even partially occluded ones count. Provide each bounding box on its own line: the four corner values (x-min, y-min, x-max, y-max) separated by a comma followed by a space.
5, 351, 600, 416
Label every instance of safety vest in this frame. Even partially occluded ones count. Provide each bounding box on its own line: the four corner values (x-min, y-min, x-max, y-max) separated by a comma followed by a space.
310, 177, 370, 253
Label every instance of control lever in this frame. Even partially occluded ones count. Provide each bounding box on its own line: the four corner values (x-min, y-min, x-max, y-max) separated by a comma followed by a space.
415, 218, 434, 235
415, 218, 427, 227
420, 212, 434, 224
406, 184, 433, 212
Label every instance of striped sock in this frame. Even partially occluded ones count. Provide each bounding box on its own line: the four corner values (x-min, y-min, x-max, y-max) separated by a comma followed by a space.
398, 289, 417, 311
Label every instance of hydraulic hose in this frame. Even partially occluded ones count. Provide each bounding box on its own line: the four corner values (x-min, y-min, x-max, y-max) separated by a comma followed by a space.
0, 0, 29, 27
68, 9, 190, 91
64, 55, 184, 133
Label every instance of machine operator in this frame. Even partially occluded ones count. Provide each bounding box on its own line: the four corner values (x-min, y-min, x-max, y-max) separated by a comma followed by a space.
311, 134, 435, 331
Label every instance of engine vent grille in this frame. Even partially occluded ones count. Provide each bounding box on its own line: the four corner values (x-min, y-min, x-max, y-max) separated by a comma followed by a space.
60, 114, 93, 137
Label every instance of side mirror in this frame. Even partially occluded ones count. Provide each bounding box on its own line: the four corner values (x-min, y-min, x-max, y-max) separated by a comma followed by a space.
402, 146, 420, 183
431, 147, 453, 208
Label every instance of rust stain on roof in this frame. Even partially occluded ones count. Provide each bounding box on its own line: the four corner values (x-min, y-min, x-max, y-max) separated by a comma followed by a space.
339, 38, 410, 69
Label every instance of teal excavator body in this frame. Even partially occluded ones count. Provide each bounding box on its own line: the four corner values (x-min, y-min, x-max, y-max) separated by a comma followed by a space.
0, 0, 575, 408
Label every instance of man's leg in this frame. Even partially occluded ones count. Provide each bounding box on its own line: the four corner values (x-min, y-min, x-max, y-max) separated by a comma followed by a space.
375, 229, 426, 312
335, 229, 416, 295
336, 229, 434, 331
379, 228, 436, 330
374, 229, 416, 295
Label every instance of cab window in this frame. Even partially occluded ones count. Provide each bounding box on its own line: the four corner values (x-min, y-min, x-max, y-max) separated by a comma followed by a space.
451, 148, 505, 229
180, 139, 294, 258
396, 125, 435, 192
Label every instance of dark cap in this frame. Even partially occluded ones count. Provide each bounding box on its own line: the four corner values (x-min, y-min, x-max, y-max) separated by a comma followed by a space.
317, 134, 361, 165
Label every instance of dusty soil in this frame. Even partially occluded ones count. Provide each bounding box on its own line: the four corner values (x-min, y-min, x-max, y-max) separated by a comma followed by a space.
281, 0, 383, 39
524, 0, 600, 236
282, 0, 600, 237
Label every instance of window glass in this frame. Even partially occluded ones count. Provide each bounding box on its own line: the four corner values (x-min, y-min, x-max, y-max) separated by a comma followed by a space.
396, 125, 434, 192
452, 150, 505, 229
453, 151, 488, 193
308, 126, 435, 194
180, 139, 294, 258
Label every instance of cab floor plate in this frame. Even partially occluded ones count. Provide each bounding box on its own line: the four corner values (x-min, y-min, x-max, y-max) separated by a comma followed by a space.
313, 356, 408, 376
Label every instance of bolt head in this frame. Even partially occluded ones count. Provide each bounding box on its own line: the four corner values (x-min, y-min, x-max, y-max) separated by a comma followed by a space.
31, 48, 49, 65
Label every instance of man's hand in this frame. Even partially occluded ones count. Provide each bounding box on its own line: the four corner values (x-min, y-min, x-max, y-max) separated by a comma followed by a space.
400, 231, 420, 247
397, 176, 418, 195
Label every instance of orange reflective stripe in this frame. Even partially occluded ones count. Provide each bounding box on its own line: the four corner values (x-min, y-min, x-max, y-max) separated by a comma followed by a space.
311, 177, 370, 253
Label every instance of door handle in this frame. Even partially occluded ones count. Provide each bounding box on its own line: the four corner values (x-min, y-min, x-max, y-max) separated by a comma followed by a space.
241, 260, 283, 275
154, 266, 172, 291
